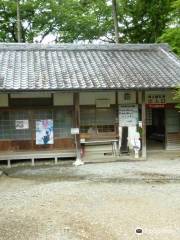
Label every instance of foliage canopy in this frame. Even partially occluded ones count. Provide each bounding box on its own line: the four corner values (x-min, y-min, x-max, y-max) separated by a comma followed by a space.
0, 0, 179, 55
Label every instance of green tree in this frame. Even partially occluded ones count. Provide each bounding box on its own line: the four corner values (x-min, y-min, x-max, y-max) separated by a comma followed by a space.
55, 0, 173, 43
0, 0, 58, 42
0, 0, 175, 44
0, 0, 113, 43
159, 0, 180, 55
52, 0, 112, 43
117, 0, 173, 43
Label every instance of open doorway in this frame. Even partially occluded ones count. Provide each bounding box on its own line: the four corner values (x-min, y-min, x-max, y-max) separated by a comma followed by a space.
147, 108, 165, 150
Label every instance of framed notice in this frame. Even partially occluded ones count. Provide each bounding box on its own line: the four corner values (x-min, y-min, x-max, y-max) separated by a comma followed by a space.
15, 120, 29, 130
119, 104, 138, 127
36, 119, 54, 145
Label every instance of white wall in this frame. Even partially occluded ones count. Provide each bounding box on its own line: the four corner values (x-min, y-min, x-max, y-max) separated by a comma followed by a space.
118, 91, 136, 104
53, 92, 73, 106
0, 94, 8, 107
11, 92, 51, 98
53, 91, 138, 106
80, 92, 115, 105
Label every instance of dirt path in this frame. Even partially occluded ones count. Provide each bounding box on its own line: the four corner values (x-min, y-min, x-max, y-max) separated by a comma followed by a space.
1, 161, 180, 240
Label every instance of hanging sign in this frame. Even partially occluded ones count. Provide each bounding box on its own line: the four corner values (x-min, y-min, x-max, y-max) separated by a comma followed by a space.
119, 104, 138, 127
36, 119, 54, 145
15, 120, 29, 130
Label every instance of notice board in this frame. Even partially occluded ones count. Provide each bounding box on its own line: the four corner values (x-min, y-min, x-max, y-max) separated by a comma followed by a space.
119, 104, 138, 127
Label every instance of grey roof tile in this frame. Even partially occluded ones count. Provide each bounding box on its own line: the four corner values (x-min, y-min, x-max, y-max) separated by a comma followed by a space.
0, 43, 179, 91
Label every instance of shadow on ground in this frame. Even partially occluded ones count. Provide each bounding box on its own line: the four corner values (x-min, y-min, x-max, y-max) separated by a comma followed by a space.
2, 160, 180, 184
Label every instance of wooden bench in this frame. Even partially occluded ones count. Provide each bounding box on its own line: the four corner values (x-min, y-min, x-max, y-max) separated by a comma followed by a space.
80, 139, 119, 156
0, 150, 76, 168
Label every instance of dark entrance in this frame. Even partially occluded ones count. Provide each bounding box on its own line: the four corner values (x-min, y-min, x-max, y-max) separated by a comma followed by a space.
147, 108, 165, 150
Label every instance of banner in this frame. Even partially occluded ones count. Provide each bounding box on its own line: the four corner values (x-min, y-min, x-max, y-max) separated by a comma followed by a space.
36, 119, 53, 145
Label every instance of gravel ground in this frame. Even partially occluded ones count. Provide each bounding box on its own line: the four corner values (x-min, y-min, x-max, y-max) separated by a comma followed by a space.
1, 159, 180, 240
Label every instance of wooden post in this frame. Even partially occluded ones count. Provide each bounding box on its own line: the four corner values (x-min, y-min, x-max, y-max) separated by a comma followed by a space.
142, 91, 147, 159
164, 109, 167, 150
136, 91, 139, 104
115, 91, 119, 138
7, 159, 11, 168
55, 156, 58, 165
28, 110, 34, 150
73, 92, 83, 165
31, 158, 35, 166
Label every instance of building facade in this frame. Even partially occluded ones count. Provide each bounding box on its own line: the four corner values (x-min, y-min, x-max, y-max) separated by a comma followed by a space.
0, 43, 180, 159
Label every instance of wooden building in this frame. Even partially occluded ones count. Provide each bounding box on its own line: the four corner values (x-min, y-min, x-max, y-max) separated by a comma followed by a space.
0, 43, 180, 163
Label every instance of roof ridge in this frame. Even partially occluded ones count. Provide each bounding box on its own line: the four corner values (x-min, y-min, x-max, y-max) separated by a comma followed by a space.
159, 47, 180, 67
0, 43, 169, 51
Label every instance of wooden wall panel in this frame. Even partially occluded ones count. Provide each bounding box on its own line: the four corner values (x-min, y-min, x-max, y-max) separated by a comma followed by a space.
32, 141, 54, 151
33, 139, 74, 150
0, 141, 11, 151
11, 140, 32, 151
54, 139, 74, 149
166, 133, 180, 150
0, 139, 74, 151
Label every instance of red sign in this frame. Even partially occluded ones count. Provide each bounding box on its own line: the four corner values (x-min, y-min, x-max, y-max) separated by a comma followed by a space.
165, 103, 176, 109
146, 104, 165, 108
146, 103, 176, 109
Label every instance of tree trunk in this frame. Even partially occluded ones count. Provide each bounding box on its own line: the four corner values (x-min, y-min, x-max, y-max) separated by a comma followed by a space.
16, 0, 21, 42
112, 0, 119, 44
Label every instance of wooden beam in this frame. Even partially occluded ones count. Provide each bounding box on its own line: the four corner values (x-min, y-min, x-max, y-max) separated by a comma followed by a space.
73, 92, 81, 160
136, 91, 139, 104
164, 109, 167, 150
142, 91, 147, 159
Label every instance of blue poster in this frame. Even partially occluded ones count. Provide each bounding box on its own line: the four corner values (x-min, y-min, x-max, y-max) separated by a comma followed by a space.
36, 119, 54, 145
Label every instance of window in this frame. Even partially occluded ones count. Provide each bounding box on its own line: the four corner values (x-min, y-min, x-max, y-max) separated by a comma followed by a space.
80, 107, 116, 133
124, 93, 131, 101
54, 109, 73, 138
80, 108, 96, 133
0, 111, 31, 140
0, 109, 73, 140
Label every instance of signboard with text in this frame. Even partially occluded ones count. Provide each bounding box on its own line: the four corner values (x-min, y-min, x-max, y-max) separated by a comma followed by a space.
15, 120, 29, 130
146, 93, 166, 104
71, 128, 79, 134
119, 104, 138, 127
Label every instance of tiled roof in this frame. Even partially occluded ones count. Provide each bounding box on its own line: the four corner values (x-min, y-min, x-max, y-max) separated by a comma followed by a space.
0, 43, 179, 91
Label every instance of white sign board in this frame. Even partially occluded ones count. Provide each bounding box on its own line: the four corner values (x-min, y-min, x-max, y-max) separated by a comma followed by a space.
119, 104, 138, 127
15, 120, 29, 130
71, 128, 79, 134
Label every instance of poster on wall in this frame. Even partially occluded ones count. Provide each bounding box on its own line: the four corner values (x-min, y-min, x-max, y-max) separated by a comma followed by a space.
15, 120, 29, 130
36, 119, 54, 145
119, 104, 138, 127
